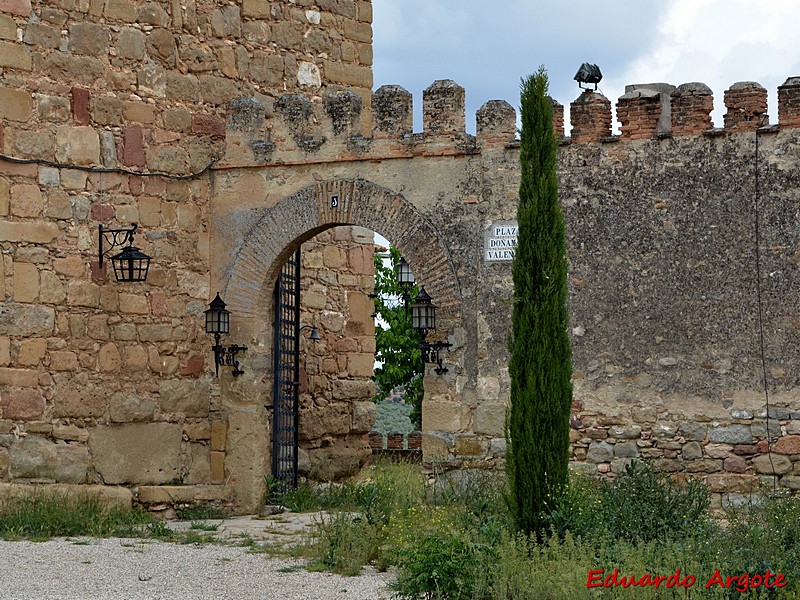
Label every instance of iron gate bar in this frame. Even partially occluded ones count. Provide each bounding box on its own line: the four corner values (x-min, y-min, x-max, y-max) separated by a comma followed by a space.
272, 247, 301, 494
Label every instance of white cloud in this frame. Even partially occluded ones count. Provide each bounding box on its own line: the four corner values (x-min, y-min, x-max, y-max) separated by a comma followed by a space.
604, 0, 800, 126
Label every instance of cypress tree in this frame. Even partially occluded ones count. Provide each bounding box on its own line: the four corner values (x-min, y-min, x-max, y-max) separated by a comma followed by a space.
506, 67, 573, 536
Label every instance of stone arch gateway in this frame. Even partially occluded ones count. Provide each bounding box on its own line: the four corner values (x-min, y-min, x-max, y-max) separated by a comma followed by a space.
213, 177, 468, 510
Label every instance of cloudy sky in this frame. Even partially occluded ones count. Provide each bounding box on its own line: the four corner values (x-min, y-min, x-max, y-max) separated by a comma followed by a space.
372, 0, 800, 133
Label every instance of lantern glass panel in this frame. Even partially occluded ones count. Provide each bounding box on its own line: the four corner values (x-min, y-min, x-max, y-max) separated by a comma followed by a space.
205, 294, 230, 335
411, 295, 436, 331
398, 257, 415, 286
111, 246, 150, 282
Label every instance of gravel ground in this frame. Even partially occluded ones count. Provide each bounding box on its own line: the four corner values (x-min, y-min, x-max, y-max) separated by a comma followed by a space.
0, 537, 394, 600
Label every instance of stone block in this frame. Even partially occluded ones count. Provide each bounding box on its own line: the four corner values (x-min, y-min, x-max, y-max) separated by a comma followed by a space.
587, 441, 613, 463
186, 443, 210, 484
49, 350, 78, 371
308, 438, 371, 481
330, 378, 374, 401
117, 28, 145, 60
0, 177, 7, 215
159, 379, 210, 417
708, 425, 752, 445
122, 345, 148, 371
68, 22, 108, 56
0, 0, 29, 16
0, 338, 8, 366
473, 401, 506, 437
0, 40, 31, 70
351, 401, 377, 434
89, 423, 182, 484
773, 435, 800, 455
9, 184, 42, 218
0, 367, 38, 387
0, 14, 13, 40
1, 389, 44, 420
752, 453, 792, 475
67, 281, 99, 307
454, 435, 486, 456
608, 424, 642, 439
98, 342, 121, 372
0, 303, 55, 336
0, 221, 58, 244
118, 292, 149, 314
53, 257, 84, 277
706, 473, 760, 493
12, 262, 38, 302
109, 392, 156, 422
138, 324, 172, 342
682, 441, 703, 460
17, 338, 46, 365
346, 353, 374, 378
54, 384, 107, 418
55, 126, 100, 165
91, 95, 123, 126
0, 87, 32, 122
723, 455, 747, 473
185, 422, 211, 442
614, 440, 639, 458
423, 400, 467, 433
210, 451, 225, 483
299, 404, 350, 440
10, 436, 89, 483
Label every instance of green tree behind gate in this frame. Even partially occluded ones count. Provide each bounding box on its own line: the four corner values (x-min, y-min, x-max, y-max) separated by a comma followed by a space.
372, 246, 424, 428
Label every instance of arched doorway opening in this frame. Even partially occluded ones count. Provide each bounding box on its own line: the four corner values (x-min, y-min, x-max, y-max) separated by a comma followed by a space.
218, 179, 462, 511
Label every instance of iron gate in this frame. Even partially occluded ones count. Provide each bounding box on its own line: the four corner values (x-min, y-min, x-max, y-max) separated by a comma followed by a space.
272, 247, 301, 493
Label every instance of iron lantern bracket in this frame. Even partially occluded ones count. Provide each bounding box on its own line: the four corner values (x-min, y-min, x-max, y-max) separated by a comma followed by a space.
212, 332, 248, 377
98, 223, 137, 267
418, 338, 453, 375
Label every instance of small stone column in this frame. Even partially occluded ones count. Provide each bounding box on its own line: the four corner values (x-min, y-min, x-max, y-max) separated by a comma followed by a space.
368, 431, 384, 450
423, 79, 465, 134
372, 85, 413, 136
387, 432, 404, 450
778, 77, 800, 128
617, 88, 662, 140
671, 83, 714, 136
723, 82, 768, 131
570, 91, 612, 142
550, 97, 564, 139
476, 100, 516, 144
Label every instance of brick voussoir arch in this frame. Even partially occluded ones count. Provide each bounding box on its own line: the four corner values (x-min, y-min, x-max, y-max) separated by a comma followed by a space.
225, 178, 462, 325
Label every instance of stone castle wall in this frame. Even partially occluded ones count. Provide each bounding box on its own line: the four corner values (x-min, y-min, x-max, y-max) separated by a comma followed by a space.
4, 0, 800, 513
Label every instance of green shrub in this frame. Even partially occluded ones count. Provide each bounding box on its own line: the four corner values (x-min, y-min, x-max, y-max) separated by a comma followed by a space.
310, 512, 383, 576
597, 462, 712, 543
546, 462, 712, 544
390, 532, 488, 600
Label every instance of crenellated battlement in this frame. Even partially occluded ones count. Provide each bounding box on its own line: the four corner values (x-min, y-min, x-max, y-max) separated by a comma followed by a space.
222, 78, 519, 167
569, 77, 800, 143
223, 75, 800, 167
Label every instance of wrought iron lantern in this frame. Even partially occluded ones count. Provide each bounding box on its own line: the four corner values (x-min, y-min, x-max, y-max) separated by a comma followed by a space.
98, 223, 151, 282
410, 286, 452, 375
398, 257, 415, 287
397, 256, 415, 310
205, 293, 247, 377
